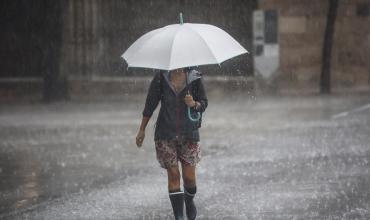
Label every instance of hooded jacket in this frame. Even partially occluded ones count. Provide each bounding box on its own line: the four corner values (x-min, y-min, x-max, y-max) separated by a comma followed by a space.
142, 69, 208, 142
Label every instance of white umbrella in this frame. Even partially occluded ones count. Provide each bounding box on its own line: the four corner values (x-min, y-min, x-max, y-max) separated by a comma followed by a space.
123, 14, 248, 122
122, 15, 248, 71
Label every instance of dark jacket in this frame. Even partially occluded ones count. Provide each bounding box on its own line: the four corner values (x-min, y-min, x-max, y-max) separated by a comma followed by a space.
142, 69, 208, 142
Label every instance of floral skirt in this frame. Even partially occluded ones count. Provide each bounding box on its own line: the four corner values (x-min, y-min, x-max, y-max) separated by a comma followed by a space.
154, 139, 201, 169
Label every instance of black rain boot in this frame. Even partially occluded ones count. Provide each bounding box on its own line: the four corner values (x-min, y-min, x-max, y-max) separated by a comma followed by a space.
184, 188, 197, 220
169, 191, 184, 220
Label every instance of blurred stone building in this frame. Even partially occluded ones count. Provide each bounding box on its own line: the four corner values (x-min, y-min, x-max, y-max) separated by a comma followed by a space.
258, 0, 370, 93
59, 0, 255, 100
1, 0, 369, 102
0, 0, 256, 101
60, 0, 254, 78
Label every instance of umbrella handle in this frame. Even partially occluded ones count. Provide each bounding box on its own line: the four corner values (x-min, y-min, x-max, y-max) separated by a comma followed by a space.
179, 13, 184, 25
185, 67, 199, 121
187, 106, 201, 122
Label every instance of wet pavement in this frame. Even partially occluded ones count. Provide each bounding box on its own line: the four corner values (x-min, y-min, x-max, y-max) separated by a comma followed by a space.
0, 93, 370, 219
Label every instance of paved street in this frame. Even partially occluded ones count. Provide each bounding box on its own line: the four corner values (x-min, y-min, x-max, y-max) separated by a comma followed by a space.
0, 93, 370, 219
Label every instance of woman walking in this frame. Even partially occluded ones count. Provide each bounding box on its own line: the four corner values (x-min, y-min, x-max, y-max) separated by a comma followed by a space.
135, 67, 208, 220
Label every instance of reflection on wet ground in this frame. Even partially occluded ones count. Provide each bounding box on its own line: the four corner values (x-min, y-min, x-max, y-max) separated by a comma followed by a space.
0, 151, 40, 212
0, 93, 370, 219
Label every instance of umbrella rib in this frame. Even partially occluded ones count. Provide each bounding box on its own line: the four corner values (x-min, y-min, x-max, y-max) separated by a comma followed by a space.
130, 36, 157, 62
126, 28, 164, 65
167, 26, 182, 70
185, 25, 220, 64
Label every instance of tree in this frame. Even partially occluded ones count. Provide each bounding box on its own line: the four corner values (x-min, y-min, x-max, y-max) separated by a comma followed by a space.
320, 0, 339, 94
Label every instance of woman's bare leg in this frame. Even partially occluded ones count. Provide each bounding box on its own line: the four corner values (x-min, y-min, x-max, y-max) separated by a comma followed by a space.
181, 164, 197, 220
181, 164, 196, 188
167, 166, 181, 192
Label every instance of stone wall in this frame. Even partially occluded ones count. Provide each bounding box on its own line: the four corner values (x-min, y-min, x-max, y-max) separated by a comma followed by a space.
332, 0, 370, 90
258, 0, 370, 93
0, 79, 43, 103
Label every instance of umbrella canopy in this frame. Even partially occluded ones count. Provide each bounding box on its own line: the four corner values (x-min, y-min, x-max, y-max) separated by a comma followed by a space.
122, 23, 248, 71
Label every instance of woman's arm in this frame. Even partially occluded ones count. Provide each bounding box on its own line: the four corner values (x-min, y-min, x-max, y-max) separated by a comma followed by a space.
136, 72, 162, 147
136, 116, 150, 147
142, 72, 162, 117
139, 116, 150, 131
